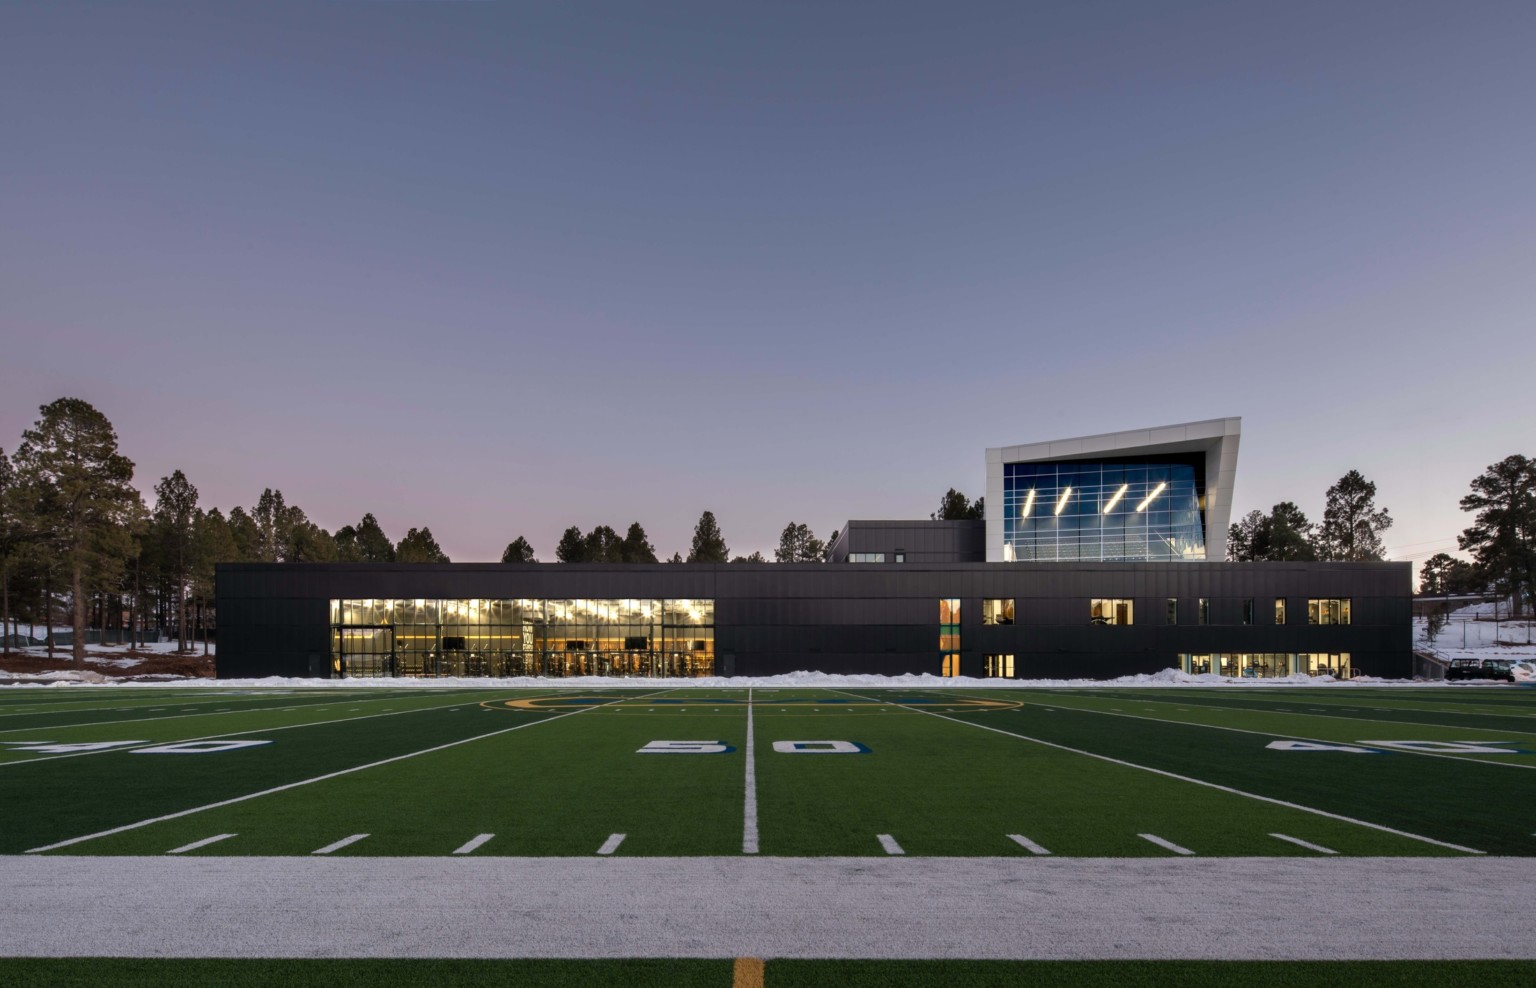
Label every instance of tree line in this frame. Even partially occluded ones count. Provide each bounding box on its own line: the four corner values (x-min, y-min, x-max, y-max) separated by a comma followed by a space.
0, 398, 841, 666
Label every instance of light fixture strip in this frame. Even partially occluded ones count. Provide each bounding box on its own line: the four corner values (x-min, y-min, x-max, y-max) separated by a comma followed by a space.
1136, 482, 1168, 512
1054, 486, 1072, 516
1021, 488, 1036, 518
1103, 484, 1129, 514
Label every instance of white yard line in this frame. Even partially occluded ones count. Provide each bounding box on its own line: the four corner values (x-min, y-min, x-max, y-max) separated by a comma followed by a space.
1140, 833, 1195, 855
453, 834, 495, 855
165, 833, 237, 855
834, 690, 1487, 856
1007, 833, 1051, 855
6, 856, 1530, 960
597, 834, 626, 855
24, 691, 666, 854
313, 834, 369, 855
877, 834, 905, 855
743, 687, 759, 855
951, 690, 1536, 772
1271, 833, 1338, 855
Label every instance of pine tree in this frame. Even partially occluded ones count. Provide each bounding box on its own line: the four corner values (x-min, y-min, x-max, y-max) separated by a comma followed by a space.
775, 522, 826, 562
1227, 510, 1266, 561
731, 551, 767, 563
13, 399, 144, 668
1315, 470, 1392, 561
1458, 454, 1536, 617
620, 522, 657, 563
336, 513, 395, 562
1265, 502, 1317, 561
584, 525, 624, 563
555, 526, 588, 563
931, 488, 983, 521
395, 527, 449, 563
501, 536, 536, 563
153, 470, 199, 652
191, 508, 238, 654
687, 510, 729, 563
226, 506, 260, 561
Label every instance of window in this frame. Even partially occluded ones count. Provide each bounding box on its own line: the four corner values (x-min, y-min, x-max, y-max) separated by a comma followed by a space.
894, 551, 906, 563
982, 598, 1015, 625
939, 598, 961, 653
1242, 598, 1255, 625
848, 553, 885, 563
1299, 652, 1351, 677
985, 654, 1014, 678
941, 654, 961, 677
1307, 598, 1352, 625
1090, 598, 1134, 625
1002, 459, 1207, 562
1274, 598, 1286, 625
1198, 598, 1210, 625
1166, 598, 1178, 625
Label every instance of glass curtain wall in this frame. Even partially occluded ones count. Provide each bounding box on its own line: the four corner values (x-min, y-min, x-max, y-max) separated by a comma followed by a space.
329, 598, 714, 679
1002, 461, 1205, 561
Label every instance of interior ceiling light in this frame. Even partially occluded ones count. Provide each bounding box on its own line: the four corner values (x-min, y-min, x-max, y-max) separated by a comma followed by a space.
1021, 488, 1036, 518
1054, 486, 1072, 516
1103, 484, 1129, 514
1137, 482, 1168, 512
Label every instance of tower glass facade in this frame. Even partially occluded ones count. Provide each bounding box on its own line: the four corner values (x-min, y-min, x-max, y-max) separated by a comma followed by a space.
1003, 461, 1205, 562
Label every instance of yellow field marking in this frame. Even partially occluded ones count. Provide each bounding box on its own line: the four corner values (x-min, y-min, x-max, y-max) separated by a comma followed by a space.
733, 956, 764, 988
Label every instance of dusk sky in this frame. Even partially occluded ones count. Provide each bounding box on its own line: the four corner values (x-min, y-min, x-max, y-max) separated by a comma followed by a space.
2, 2, 1532, 567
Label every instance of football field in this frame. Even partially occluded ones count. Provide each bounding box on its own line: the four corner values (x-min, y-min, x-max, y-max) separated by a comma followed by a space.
2, 683, 1534, 985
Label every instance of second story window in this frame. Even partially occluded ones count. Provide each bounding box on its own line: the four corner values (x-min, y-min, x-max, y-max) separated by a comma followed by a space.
848, 553, 885, 563
1090, 598, 1134, 625
1308, 598, 1352, 625
982, 599, 1015, 625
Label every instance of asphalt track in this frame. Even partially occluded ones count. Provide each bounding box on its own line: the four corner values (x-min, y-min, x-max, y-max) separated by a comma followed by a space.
4, 857, 1532, 960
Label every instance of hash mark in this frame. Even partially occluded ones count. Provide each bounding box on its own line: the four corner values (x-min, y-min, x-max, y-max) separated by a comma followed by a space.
312, 833, 369, 855
1007, 833, 1051, 855
1270, 832, 1338, 855
166, 833, 237, 854
877, 833, 905, 855
597, 833, 626, 855
453, 833, 495, 855
1139, 833, 1194, 856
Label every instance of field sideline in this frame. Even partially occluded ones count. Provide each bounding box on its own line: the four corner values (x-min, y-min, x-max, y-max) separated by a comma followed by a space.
2, 683, 1533, 983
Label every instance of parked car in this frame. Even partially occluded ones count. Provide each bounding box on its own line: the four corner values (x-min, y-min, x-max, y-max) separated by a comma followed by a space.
1478, 659, 1517, 683
1446, 658, 1484, 681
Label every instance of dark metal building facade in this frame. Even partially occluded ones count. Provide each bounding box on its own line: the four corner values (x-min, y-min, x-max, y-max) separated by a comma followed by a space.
216, 560, 1411, 680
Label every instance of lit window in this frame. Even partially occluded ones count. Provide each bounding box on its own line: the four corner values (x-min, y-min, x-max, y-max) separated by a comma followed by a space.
1198, 598, 1210, 625
941, 654, 961, 677
982, 598, 1015, 625
1166, 598, 1178, 625
1308, 599, 1351, 625
848, 553, 886, 563
939, 598, 961, 655
1090, 598, 1134, 625
1275, 598, 1286, 625
985, 654, 1014, 678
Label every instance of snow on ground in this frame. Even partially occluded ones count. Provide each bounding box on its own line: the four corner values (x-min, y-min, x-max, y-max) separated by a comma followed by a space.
0, 667, 1482, 690
1414, 601, 1536, 659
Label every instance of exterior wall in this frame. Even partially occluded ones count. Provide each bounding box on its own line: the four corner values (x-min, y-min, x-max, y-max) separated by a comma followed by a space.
826, 520, 985, 564
217, 561, 1411, 680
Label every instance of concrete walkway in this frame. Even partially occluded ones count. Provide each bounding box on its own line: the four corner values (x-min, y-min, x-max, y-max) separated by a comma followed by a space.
3, 856, 1533, 960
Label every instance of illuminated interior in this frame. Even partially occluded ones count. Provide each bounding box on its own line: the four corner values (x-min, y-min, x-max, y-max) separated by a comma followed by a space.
329, 598, 714, 679
1180, 652, 1351, 678
1003, 461, 1206, 561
